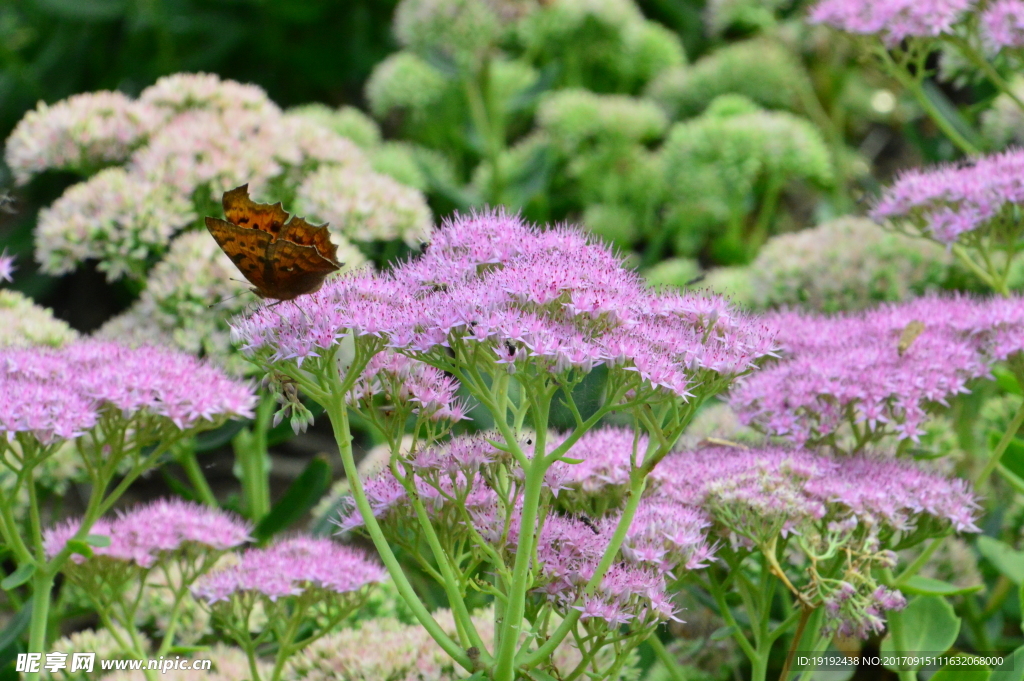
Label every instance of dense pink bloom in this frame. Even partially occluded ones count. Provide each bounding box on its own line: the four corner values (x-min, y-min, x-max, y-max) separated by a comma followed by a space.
871, 149, 1024, 245
548, 427, 650, 494
44, 499, 251, 567
983, 0, 1024, 49
191, 537, 385, 603
809, 0, 974, 43
233, 211, 776, 399
0, 341, 256, 443
730, 295, 1024, 444
652, 446, 981, 536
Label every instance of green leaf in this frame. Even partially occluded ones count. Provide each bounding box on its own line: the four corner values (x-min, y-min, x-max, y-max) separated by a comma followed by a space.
0, 602, 30, 666
991, 645, 1024, 681
999, 436, 1024, 482
84, 533, 111, 548
65, 539, 94, 560
881, 596, 960, 672
194, 419, 247, 452
252, 456, 332, 542
557, 457, 584, 465
997, 464, 1024, 495
710, 625, 737, 641
0, 563, 35, 591
977, 536, 1024, 584
994, 367, 1024, 395
525, 670, 558, 681
931, 657, 990, 681
901, 575, 983, 597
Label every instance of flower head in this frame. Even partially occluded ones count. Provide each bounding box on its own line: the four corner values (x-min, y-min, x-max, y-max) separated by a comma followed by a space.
45, 499, 251, 567
808, 0, 974, 44
0, 341, 256, 444
233, 211, 775, 398
982, 0, 1024, 49
34, 167, 196, 281
0, 250, 16, 284
191, 537, 385, 603
4, 91, 160, 185
730, 295, 1024, 445
871, 148, 1024, 246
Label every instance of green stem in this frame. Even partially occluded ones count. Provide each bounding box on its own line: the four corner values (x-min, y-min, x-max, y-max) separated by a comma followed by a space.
779, 605, 813, 681
324, 394, 471, 671
177, 444, 218, 508
750, 173, 785, 255
494, 396, 551, 681
880, 48, 981, 155
235, 397, 274, 520
951, 243, 1003, 294
647, 635, 687, 681
24, 570, 53, 681
945, 35, 1024, 114
975, 394, 1024, 488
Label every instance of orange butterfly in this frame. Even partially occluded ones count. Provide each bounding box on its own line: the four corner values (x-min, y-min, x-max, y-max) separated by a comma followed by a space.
206, 185, 341, 300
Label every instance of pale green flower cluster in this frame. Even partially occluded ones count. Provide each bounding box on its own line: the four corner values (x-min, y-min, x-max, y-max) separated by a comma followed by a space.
646, 38, 807, 120
0, 290, 78, 348
366, 52, 451, 119
394, 0, 504, 69
43, 626, 146, 680
517, 0, 685, 92
35, 167, 196, 281
537, 89, 669, 151
296, 165, 433, 246
661, 95, 833, 255
702, 217, 953, 311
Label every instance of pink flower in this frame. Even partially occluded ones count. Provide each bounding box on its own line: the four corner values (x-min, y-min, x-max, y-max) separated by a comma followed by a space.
44, 499, 251, 567
730, 295, 1024, 445
191, 536, 385, 603
0, 341, 256, 443
982, 0, 1024, 49
809, 0, 975, 44
871, 149, 1024, 245
0, 249, 15, 283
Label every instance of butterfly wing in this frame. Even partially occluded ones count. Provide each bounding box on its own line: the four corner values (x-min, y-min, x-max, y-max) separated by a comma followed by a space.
205, 216, 274, 296
264, 238, 341, 300
278, 216, 341, 266
222, 184, 290, 236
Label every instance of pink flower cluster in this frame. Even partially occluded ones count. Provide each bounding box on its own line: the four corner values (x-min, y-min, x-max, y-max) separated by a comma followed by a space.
336, 433, 714, 627
983, 0, 1024, 49
233, 211, 776, 398
871, 148, 1024, 245
730, 295, 1024, 445
348, 351, 469, 422
191, 537, 385, 603
44, 499, 251, 567
652, 446, 980, 537
808, 0, 975, 44
0, 341, 256, 444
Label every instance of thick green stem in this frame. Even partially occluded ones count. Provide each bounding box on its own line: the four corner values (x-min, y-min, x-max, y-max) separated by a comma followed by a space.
235, 397, 274, 520
324, 394, 471, 670
494, 401, 550, 681
24, 570, 54, 681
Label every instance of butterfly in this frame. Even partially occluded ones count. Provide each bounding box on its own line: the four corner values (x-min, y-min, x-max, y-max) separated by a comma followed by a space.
205, 184, 341, 300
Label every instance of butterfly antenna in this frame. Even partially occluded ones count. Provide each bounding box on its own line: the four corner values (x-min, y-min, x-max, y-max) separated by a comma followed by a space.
209, 291, 250, 310
290, 298, 313, 325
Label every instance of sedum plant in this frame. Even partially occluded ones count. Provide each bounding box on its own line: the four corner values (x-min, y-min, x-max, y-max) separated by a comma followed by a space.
228, 210, 777, 680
